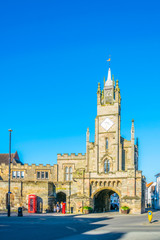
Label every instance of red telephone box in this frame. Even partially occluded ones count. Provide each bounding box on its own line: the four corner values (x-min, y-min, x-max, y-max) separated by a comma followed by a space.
28, 195, 37, 213
62, 202, 66, 214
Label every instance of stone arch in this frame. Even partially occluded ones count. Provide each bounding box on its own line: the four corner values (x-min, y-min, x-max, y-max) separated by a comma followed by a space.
91, 181, 94, 185
92, 186, 121, 199
56, 192, 66, 203
108, 181, 111, 187
117, 181, 121, 187
95, 181, 98, 186
92, 187, 121, 213
112, 181, 116, 187
99, 181, 103, 186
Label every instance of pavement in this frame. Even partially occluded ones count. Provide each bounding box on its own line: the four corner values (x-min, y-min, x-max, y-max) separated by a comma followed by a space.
0, 210, 160, 240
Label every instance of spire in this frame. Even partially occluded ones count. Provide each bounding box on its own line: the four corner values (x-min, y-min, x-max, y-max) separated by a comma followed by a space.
136, 137, 139, 147
102, 90, 104, 99
131, 119, 135, 144
112, 74, 115, 86
115, 79, 119, 91
97, 82, 101, 93
86, 128, 90, 142
105, 68, 113, 87
97, 82, 101, 105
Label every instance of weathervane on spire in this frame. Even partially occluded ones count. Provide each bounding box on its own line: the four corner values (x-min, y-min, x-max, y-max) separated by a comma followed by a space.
107, 55, 111, 67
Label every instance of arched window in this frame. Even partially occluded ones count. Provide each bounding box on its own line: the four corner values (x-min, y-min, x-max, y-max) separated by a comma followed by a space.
104, 160, 107, 173
104, 160, 110, 173
106, 138, 108, 150
65, 167, 69, 181
107, 160, 110, 172
69, 167, 72, 181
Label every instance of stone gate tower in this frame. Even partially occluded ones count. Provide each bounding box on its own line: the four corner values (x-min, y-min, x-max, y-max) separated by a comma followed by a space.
56, 67, 146, 214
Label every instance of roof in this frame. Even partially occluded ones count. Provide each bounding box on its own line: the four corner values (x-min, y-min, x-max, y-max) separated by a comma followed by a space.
155, 173, 160, 177
0, 151, 23, 165
146, 182, 153, 188
105, 68, 113, 87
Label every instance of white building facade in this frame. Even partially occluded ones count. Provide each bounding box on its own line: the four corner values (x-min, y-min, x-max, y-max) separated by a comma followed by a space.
155, 173, 160, 209
145, 182, 156, 208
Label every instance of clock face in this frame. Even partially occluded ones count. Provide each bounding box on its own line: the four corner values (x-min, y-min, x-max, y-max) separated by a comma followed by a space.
106, 90, 112, 96
101, 117, 114, 131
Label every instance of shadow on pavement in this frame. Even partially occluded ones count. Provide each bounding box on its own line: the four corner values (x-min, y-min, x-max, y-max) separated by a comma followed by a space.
62, 232, 126, 240
0, 215, 120, 240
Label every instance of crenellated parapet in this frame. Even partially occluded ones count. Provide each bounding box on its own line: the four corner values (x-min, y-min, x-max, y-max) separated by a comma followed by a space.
0, 162, 55, 169
0, 162, 58, 182
57, 153, 86, 160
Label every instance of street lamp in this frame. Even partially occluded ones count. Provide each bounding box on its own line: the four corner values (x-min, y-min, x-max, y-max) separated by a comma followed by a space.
8, 129, 13, 217
68, 179, 77, 213
69, 182, 71, 213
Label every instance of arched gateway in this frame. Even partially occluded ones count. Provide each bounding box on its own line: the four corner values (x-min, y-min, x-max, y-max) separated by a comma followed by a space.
92, 187, 120, 212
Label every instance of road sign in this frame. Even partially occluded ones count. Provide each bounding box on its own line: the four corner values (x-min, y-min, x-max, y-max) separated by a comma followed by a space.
148, 211, 153, 223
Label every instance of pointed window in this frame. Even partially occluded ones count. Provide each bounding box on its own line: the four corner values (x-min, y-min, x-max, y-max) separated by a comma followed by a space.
107, 160, 110, 172
106, 138, 108, 150
104, 160, 110, 173
104, 160, 107, 173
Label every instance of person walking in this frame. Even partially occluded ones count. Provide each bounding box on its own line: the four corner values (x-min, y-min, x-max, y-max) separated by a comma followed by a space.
60, 202, 63, 212
56, 202, 60, 213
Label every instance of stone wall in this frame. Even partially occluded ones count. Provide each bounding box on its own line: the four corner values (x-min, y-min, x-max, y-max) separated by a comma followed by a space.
0, 163, 56, 212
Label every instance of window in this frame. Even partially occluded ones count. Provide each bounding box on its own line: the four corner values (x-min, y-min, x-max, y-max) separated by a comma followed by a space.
12, 171, 24, 179
37, 172, 40, 179
45, 172, 48, 179
65, 167, 69, 181
12, 171, 16, 179
37, 171, 49, 179
104, 160, 110, 173
69, 167, 72, 181
17, 171, 20, 178
106, 138, 108, 150
107, 160, 110, 172
41, 172, 44, 179
21, 171, 24, 178
65, 167, 73, 181
104, 160, 107, 173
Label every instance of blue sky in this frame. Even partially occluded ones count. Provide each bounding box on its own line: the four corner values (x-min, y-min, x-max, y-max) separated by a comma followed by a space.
0, 0, 160, 183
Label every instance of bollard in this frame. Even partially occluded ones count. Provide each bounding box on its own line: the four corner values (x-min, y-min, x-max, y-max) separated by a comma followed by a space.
148, 211, 152, 223
18, 207, 23, 217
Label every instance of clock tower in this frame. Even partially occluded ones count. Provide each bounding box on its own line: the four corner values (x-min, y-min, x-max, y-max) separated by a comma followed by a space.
95, 67, 121, 173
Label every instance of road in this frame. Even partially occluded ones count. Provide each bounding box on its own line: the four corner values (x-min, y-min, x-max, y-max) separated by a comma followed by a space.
0, 211, 160, 239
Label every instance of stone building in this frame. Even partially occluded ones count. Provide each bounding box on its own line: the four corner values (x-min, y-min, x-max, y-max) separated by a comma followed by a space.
145, 182, 156, 208
0, 67, 146, 214
0, 152, 56, 212
56, 68, 145, 214
154, 173, 160, 209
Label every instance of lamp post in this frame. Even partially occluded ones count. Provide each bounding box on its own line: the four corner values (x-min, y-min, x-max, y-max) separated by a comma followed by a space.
69, 181, 71, 213
68, 179, 77, 213
8, 129, 13, 217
